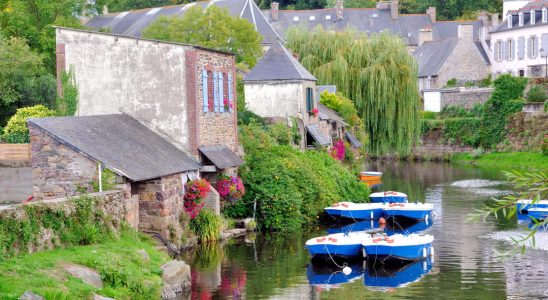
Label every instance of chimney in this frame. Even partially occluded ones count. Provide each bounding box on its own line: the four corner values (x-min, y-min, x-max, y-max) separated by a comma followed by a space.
457, 24, 473, 40
390, 0, 399, 20
271, 2, 279, 21
102, 5, 109, 15
491, 13, 499, 28
426, 7, 436, 23
335, 0, 344, 20
418, 27, 433, 46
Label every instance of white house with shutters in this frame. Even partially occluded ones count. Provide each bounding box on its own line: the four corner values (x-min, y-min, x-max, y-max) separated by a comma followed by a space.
491, 0, 548, 77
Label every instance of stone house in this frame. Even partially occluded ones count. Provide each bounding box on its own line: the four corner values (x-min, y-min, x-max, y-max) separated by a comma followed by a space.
28, 114, 203, 241
243, 41, 331, 149
55, 27, 243, 183
414, 24, 491, 91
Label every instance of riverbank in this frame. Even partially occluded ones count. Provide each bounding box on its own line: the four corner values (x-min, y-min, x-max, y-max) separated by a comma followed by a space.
451, 152, 548, 170
0, 228, 170, 299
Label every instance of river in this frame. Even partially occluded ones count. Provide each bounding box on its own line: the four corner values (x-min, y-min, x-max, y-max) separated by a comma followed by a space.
181, 161, 548, 299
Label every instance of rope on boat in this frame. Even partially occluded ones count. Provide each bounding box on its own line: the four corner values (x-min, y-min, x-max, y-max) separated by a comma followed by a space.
323, 243, 348, 270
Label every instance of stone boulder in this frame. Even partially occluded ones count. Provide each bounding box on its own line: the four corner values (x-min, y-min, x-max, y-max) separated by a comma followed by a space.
160, 260, 191, 299
19, 291, 43, 300
64, 264, 103, 289
137, 249, 150, 262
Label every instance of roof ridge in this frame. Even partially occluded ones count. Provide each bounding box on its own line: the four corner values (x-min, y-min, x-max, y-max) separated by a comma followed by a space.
279, 42, 310, 80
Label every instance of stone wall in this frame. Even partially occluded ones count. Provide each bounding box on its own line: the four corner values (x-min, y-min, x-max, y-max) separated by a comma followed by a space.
137, 173, 184, 242
29, 123, 98, 200
499, 112, 548, 152
0, 190, 133, 255
440, 87, 493, 109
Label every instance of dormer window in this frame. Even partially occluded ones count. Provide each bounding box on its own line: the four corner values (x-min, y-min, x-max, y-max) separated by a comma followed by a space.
543, 8, 547, 23
531, 9, 536, 25
508, 14, 513, 28
519, 12, 523, 26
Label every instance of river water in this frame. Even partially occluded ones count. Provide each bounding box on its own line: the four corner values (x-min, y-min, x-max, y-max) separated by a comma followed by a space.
181, 161, 548, 299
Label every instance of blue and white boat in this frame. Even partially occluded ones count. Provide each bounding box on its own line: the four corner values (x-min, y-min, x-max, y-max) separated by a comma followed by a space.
327, 220, 380, 234
363, 258, 433, 289
362, 233, 434, 261
324, 202, 385, 220
306, 232, 373, 257
370, 191, 408, 203
525, 207, 548, 221
516, 199, 548, 214
383, 203, 434, 220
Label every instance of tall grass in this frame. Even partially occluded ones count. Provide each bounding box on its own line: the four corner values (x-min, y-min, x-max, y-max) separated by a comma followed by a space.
189, 209, 223, 242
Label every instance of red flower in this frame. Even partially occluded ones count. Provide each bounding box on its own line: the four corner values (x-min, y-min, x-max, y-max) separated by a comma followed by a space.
183, 179, 210, 218
216, 175, 245, 203
312, 108, 319, 118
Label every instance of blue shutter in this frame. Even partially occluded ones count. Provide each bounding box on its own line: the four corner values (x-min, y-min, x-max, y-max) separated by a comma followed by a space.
518, 36, 525, 59
219, 73, 224, 113
213, 71, 219, 113
228, 73, 234, 113
202, 70, 208, 112
542, 33, 548, 54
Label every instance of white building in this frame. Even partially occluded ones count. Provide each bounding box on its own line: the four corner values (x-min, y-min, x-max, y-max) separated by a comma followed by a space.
491, 0, 548, 78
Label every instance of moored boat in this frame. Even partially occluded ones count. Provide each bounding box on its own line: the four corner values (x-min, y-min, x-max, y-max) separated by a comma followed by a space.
516, 199, 548, 214
525, 207, 548, 221
383, 203, 434, 220
362, 233, 434, 261
360, 171, 383, 187
306, 232, 373, 257
325, 202, 385, 219
370, 191, 408, 203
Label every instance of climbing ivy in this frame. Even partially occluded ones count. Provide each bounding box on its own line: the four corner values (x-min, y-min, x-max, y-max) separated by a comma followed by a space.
56, 67, 79, 116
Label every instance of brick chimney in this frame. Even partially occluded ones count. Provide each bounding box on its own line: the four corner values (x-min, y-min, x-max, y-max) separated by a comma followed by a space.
457, 24, 474, 40
426, 7, 436, 23
418, 27, 433, 46
390, 0, 399, 20
271, 2, 279, 21
491, 13, 499, 28
335, 0, 344, 20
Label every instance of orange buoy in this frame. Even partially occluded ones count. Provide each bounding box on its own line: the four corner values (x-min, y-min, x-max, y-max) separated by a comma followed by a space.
379, 217, 387, 224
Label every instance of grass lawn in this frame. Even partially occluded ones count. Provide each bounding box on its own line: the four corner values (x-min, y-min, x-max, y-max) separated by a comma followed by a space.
0, 229, 169, 300
452, 152, 548, 170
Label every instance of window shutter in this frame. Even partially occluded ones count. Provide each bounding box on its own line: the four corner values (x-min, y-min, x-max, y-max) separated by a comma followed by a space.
228, 73, 234, 113
518, 37, 525, 59
202, 70, 208, 112
306, 88, 312, 112
534, 35, 540, 57
213, 71, 219, 113
219, 72, 224, 113
542, 33, 548, 54
494, 42, 499, 61
502, 41, 507, 61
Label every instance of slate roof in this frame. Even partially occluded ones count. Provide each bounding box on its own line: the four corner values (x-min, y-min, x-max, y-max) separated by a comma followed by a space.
318, 104, 348, 127
306, 124, 332, 146
198, 145, 244, 169
264, 8, 483, 46
86, 0, 282, 45
28, 114, 201, 182
492, 1, 548, 33
244, 41, 316, 82
413, 37, 459, 77
345, 132, 362, 149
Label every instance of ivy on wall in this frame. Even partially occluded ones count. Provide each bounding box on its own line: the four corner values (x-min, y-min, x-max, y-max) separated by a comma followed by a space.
56, 67, 79, 116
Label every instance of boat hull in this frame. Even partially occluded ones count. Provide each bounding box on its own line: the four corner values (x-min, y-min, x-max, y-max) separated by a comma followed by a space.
384, 210, 432, 220
340, 208, 383, 220
526, 208, 548, 220
364, 243, 433, 261
516, 200, 548, 214
306, 243, 363, 257
370, 192, 408, 203
325, 208, 342, 217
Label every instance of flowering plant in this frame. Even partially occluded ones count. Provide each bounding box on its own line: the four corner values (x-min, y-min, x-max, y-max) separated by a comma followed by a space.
330, 139, 345, 161
312, 108, 319, 118
216, 175, 245, 203
184, 179, 211, 218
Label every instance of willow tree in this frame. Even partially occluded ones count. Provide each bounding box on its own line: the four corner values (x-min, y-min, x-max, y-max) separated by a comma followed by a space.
286, 27, 421, 156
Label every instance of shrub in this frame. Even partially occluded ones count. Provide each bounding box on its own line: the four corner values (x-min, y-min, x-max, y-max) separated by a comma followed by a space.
445, 78, 457, 87
420, 111, 437, 120
443, 117, 482, 147
527, 85, 547, 102
189, 209, 222, 242
3, 104, 56, 143
440, 105, 470, 118
479, 74, 492, 87
480, 75, 527, 149
237, 110, 265, 126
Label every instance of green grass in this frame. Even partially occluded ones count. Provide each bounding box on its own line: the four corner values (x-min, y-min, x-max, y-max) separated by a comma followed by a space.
452, 152, 548, 170
0, 228, 169, 300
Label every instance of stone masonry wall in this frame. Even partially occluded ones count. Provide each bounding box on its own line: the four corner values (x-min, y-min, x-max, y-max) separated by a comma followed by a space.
29, 123, 97, 200
440, 88, 493, 109
192, 50, 239, 155
137, 173, 184, 242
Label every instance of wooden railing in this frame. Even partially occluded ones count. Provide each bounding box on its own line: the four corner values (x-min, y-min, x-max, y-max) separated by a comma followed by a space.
0, 144, 31, 161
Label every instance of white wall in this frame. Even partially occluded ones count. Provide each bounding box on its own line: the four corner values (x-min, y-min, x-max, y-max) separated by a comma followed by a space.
57, 28, 191, 151
423, 91, 441, 112
491, 23, 548, 77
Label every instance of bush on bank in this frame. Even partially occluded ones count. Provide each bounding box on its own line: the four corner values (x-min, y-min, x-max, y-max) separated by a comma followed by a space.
224, 124, 370, 232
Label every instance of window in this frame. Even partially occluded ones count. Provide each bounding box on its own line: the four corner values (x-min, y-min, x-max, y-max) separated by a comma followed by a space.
519, 69, 525, 77
519, 12, 523, 26
202, 70, 209, 112
222, 73, 228, 111
495, 40, 503, 61
325, 15, 332, 20
309, 16, 315, 21
528, 35, 537, 58
306, 87, 314, 112
508, 14, 513, 28
292, 16, 299, 21
531, 9, 536, 25
543, 8, 547, 23
507, 39, 514, 60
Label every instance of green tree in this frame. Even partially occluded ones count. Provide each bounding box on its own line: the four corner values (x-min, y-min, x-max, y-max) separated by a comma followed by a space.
2, 104, 56, 143
286, 27, 420, 156
326, 0, 376, 8
103, 0, 192, 13
142, 6, 261, 67
0, 35, 56, 126
479, 74, 527, 149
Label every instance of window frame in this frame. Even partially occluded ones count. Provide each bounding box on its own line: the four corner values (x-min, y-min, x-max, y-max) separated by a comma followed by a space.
531, 9, 536, 25
507, 39, 514, 60
519, 12, 524, 26
543, 8, 548, 23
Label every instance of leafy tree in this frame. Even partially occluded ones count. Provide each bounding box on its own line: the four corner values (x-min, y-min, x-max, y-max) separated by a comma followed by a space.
286, 27, 420, 156
103, 0, 192, 13
142, 6, 262, 67
0, 35, 56, 126
326, 0, 376, 8
479, 74, 527, 149
2, 104, 56, 143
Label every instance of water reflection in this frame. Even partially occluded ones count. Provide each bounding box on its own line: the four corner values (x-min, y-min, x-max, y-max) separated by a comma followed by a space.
363, 258, 433, 290
181, 161, 548, 299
